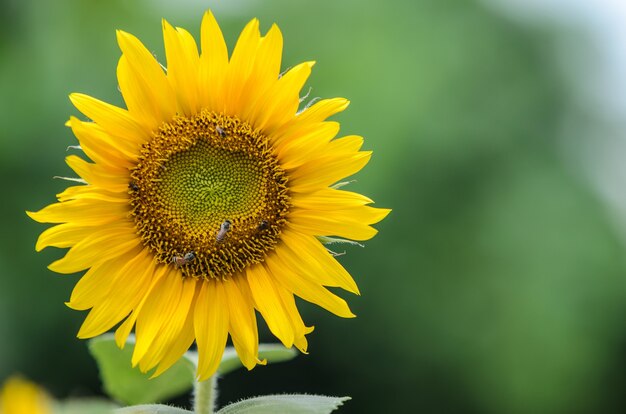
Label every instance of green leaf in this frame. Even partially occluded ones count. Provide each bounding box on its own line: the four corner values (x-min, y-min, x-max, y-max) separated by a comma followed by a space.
53, 399, 118, 414
114, 404, 192, 414
216, 344, 298, 375
217, 395, 350, 414
88, 334, 195, 405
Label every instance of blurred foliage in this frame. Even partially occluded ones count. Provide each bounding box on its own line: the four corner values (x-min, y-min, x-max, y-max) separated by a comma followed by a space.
3, 0, 626, 413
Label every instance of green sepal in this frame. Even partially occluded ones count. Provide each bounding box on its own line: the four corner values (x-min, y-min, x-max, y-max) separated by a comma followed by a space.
330, 180, 355, 190
88, 334, 195, 406
316, 236, 364, 248
216, 395, 351, 414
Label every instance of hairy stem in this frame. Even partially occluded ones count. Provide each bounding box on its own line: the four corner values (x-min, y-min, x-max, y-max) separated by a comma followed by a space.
193, 375, 217, 414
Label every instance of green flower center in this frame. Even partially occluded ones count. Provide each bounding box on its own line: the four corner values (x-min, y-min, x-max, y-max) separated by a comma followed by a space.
129, 110, 290, 280
159, 142, 266, 230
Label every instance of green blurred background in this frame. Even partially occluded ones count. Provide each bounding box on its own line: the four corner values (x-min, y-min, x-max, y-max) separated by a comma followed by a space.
3, 0, 626, 412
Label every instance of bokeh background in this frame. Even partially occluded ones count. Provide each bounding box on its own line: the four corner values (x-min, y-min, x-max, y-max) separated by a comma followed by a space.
3, 0, 626, 412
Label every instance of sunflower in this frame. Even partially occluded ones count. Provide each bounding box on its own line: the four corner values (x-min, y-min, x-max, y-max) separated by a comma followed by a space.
0, 377, 51, 414
28, 11, 390, 380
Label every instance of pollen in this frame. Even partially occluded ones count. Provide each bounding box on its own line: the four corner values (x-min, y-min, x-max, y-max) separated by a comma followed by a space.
129, 110, 290, 279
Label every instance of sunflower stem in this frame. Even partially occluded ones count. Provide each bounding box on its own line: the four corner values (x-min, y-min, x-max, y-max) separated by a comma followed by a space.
193, 375, 217, 414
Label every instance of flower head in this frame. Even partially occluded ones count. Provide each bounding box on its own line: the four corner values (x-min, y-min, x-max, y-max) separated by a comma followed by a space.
0, 377, 51, 414
28, 11, 390, 379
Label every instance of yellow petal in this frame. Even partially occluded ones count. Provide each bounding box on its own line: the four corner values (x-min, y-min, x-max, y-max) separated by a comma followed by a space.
270, 98, 349, 144
266, 253, 355, 318
247, 265, 294, 347
35, 223, 93, 251
292, 188, 373, 211
280, 230, 360, 294
294, 335, 310, 355
116, 56, 161, 131
266, 269, 313, 353
288, 204, 391, 242
65, 155, 129, 192
132, 269, 183, 365
239, 24, 284, 121
69, 93, 149, 144
67, 251, 140, 311
114, 264, 169, 348
199, 10, 228, 111
116, 30, 176, 127
163, 19, 200, 116
139, 277, 197, 373
48, 225, 139, 274
253, 24, 283, 87
284, 135, 364, 175
56, 185, 127, 204
27, 198, 128, 225
327, 134, 364, 153
252, 62, 314, 133
296, 97, 350, 124
223, 276, 260, 370
194, 280, 229, 381
152, 300, 196, 378
69, 117, 136, 168
223, 18, 261, 115
276, 122, 340, 169
292, 205, 390, 227
289, 151, 372, 193
287, 211, 378, 241
77, 250, 155, 338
